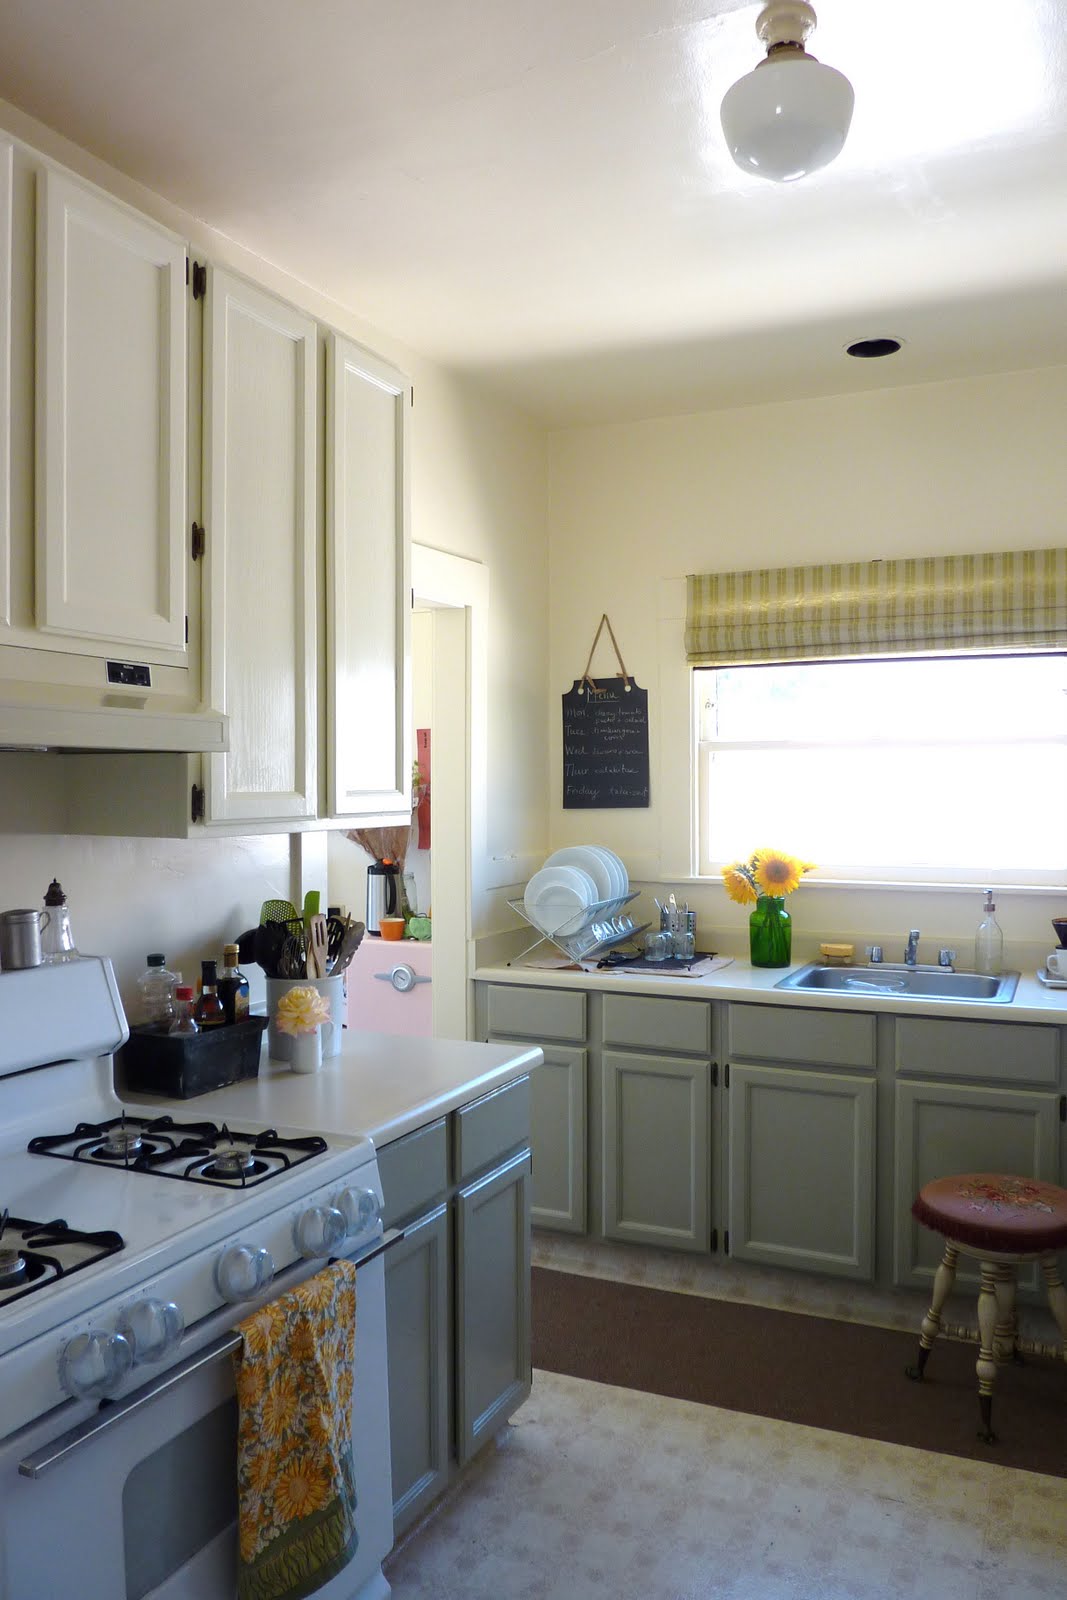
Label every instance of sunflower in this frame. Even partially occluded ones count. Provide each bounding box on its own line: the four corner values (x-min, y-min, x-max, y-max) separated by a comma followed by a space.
274, 1455, 332, 1522
753, 849, 805, 897
722, 863, 758, 905
261, 1377, 300, 1442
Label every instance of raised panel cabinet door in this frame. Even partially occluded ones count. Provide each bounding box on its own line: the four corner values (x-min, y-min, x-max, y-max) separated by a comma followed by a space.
36, 168, 187, 654
326, 334, 411, 820
455, 1149, 532, 1466
384, 1204, 451, 1536
601, 1051, 711, 1252
727, 1063, 876, 1280
524, 1042, 587, 1233
893, 1079, 1061, 1295
203, 268, 318, 821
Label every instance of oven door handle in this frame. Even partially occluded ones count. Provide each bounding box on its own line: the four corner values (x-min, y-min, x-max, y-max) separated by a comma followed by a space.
18, 1225, 405, 1480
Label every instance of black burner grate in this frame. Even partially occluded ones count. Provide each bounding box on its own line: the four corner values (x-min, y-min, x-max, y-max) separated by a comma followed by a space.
28, 1115, 328, 1189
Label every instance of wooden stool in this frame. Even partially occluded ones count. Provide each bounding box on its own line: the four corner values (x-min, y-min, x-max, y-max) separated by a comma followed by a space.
905, 1172, 1067, 1442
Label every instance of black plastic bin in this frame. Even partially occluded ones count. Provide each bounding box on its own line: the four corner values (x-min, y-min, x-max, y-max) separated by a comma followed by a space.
117, 1015, 268, 1099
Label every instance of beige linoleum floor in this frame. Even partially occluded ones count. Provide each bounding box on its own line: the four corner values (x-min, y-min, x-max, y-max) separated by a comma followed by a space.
384, 1239, 1067, 1600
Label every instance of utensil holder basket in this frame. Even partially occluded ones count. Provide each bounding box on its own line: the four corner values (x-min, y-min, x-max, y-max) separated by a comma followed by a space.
117, 1016, 268, 1099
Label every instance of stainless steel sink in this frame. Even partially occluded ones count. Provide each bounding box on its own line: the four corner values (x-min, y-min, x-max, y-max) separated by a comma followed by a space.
775, 963, 1020, 1003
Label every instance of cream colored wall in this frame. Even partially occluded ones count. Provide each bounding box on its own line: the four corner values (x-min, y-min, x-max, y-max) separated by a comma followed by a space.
546, 366, 1067, 970
0, 99, 549, 1014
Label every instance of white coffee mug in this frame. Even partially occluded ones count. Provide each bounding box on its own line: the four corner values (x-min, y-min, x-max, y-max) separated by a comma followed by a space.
1046, 948, 1067, 979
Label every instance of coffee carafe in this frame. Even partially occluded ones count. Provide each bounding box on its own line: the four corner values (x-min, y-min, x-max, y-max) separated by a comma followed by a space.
366, 858, 399, 936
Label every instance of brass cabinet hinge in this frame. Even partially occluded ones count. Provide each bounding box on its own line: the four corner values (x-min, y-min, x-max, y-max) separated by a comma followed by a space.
191, 260, 207, 300
190, 784, 206, 824
724, 1063, 730, 1088
724, 1230, 730, 1255
191, 522, 205, 560
711, 1062, 718, 1087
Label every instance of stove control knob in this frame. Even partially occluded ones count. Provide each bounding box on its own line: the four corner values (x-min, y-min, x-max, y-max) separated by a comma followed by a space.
294, 1205, 347, 1259
216, 1244, 275, 1304
58, 1329, 134, 1400
117, 1298, 185, 1365
336, 1186, 381, 1240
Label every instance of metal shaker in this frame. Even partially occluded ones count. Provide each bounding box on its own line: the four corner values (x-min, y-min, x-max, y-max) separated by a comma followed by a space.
0, 909, 45, 970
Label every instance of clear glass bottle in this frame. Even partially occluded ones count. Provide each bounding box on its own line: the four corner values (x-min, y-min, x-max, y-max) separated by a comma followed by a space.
974, 889, 1004, 976
169, 985, 199, 1035
136, 953, 181, 1026
217, 943, 250, 1025
41, 879, 78, 963
194, 960, 227, 1029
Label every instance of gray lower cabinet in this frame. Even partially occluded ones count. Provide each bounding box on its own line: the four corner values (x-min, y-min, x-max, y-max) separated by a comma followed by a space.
893, 1077, 1062, 1295
601, 1049, 711, 1251
379, 1078, 532, 1538
455, 1149, 532, 1463
727, 1063, 876, 1279
522, 1041, 586, 1233
383, 1204, 450, 1530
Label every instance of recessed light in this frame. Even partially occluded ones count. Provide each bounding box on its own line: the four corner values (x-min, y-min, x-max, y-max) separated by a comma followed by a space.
846, 338, 903, 359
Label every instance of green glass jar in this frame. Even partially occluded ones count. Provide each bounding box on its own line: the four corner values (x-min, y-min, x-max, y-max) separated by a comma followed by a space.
749, 894, 792, 968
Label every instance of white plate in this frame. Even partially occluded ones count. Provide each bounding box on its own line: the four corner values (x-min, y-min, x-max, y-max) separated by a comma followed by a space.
543, 846, 614, 905
589, 845, 628, 901
1036, 968, 1067, 990
524, 864, 599, 934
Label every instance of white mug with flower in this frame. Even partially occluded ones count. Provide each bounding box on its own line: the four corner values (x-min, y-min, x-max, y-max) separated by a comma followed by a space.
274, 984, 332, 1073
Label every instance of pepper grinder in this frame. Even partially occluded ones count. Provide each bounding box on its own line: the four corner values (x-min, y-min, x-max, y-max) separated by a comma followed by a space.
41, 879, 78, 963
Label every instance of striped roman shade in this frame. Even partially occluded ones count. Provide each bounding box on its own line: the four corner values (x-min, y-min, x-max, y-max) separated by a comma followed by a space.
685, 547, 1067, 666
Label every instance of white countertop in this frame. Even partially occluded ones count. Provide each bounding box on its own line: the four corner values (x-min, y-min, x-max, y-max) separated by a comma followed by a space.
473, 957, 1067, 1025
119, 1031, 543, 1147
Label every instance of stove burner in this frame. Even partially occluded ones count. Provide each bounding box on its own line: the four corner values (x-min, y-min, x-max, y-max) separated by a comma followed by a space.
98, 1126, 145, 1160
0, 1248, 27, 1287
204, 1146, 258, 1180
0, 1217, 124, 1308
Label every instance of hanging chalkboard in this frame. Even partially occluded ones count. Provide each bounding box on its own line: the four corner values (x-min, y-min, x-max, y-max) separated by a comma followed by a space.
562, 676, 650, 809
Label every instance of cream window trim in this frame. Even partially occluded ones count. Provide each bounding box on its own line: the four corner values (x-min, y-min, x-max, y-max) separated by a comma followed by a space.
685, 547, 1067, 666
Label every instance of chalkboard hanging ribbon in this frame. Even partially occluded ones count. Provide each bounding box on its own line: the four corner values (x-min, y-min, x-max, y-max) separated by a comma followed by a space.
579, 613, 632, 697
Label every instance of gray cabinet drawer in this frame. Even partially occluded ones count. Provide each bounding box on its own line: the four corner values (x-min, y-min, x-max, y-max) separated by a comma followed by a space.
602, 993, 711, 1056
486, 984, 586, 1043
378, 1118, 449, 1228
895, 1017, 1059, 1086
453, 1075, 531, 1184
728, 1003, 876, 1069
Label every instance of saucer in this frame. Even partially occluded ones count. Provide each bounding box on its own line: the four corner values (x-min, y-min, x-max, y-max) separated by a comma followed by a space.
1036, 968, 1067, 989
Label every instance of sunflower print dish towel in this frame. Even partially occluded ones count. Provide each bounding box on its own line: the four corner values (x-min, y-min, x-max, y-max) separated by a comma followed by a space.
232, 1259, 358, 1600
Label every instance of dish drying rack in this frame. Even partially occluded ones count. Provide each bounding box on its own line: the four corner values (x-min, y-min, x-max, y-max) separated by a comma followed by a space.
506, 891, 649, 966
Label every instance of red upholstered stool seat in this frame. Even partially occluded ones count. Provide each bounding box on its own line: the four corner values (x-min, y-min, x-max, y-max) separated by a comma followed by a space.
912, 1173, 1067, 1256
906, 1172, 1067, 1444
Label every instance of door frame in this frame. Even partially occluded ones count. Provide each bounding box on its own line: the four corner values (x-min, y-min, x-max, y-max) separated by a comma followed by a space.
411, 544, 487, 1040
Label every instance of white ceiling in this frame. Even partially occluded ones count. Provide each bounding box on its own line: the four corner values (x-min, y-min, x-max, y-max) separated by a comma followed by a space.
2, 0, 1066, 426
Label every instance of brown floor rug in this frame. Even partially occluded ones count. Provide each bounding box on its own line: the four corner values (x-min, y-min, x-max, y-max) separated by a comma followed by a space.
531, 1266, 1067, 1479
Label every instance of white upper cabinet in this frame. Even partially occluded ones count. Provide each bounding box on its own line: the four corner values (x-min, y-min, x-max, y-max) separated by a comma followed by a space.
203, 268, 318, 823
36, 169, 187, 656
326, 334, 411, 820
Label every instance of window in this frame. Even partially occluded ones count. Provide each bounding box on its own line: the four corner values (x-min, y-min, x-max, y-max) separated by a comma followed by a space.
695, 654, 1067, 886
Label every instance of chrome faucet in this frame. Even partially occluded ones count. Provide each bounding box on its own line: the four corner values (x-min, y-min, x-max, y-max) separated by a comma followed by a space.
905, 929, 920, 966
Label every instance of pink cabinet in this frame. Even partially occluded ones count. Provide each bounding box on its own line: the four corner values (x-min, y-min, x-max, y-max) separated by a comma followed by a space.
346, 939, 433, 1037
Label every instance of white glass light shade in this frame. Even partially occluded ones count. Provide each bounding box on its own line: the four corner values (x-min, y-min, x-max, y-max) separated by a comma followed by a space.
720, 54, 855, 181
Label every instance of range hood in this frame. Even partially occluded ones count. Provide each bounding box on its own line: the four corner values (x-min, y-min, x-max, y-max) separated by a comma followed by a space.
0, 700, 228, 753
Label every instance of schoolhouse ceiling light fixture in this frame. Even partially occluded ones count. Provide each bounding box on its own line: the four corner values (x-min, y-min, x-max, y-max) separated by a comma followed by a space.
720, 2, 855, 182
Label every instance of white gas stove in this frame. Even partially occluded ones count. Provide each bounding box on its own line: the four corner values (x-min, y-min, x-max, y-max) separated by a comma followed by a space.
0, 959, 395, 1600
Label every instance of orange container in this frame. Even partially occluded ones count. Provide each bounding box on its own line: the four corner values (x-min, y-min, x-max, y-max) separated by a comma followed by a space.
379, 917, 406, 942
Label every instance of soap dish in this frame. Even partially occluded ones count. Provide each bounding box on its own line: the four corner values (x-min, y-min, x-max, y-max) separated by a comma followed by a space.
1036, 969, 1067, 990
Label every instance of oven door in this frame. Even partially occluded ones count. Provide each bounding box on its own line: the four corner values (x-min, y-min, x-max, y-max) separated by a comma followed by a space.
0, 1239, 396, 1600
